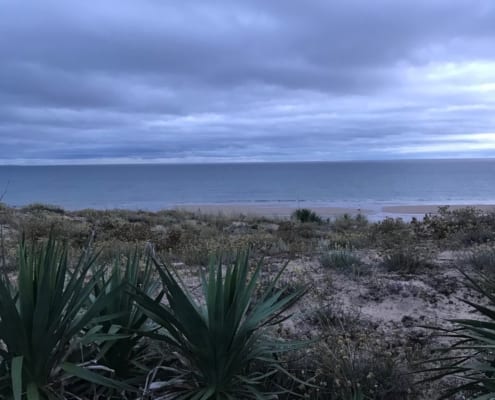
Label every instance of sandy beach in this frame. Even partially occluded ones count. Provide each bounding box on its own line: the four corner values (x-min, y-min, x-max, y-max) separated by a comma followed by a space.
175, 203, 495, 219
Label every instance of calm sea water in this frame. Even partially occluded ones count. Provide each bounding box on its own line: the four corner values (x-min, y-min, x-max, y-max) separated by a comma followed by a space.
0, 159, 494, 211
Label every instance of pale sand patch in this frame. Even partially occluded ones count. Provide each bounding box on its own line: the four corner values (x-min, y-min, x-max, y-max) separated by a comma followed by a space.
383, 204, 495, 215
175, 204, 370, 218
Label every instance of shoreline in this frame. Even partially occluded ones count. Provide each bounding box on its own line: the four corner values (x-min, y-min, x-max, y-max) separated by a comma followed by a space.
174, 203, 495, 220
5, 201, 495, 221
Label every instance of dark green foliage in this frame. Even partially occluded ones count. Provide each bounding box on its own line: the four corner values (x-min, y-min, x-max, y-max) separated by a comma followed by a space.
132, 252, 307, 399
92, 249, 163, 380
0, 236, 130, 399
423, 206, 495, 245
332, 213, 369, 232
280, 308, 416, 400
371, 217, 414, 249
292, 208, 322, 223
419, 273, 495, 399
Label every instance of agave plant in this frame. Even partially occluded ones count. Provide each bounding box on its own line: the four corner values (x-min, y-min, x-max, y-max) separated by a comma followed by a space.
91, 248, 163, 380
0, 236, 132, 400
132, 251, 307, 400
420, 272, 495, 399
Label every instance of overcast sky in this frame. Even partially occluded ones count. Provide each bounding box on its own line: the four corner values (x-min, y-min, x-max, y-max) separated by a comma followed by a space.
0, 0, 494, 164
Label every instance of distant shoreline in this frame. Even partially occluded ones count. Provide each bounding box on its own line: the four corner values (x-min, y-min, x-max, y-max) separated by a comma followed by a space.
174, 203, 495, 220
4, 201, 495, 222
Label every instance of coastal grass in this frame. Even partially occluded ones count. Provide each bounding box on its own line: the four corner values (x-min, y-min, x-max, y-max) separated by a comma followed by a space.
1, 205, 495, 398
320, 249, 362, 272
381, 248, 434, 274
466, 246, 495, 273
419, 272, 495, 399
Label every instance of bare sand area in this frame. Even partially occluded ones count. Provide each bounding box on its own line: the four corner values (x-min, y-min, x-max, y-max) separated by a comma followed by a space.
175, 203, 495, 219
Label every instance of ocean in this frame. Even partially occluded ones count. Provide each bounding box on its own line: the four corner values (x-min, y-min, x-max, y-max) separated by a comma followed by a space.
0, 159, 494, 211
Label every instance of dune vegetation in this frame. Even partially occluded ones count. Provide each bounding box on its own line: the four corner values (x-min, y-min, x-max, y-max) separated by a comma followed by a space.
0, 204, 495, 399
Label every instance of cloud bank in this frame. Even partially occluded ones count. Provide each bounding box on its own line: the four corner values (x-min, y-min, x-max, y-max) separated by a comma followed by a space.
0, 0, 494, 164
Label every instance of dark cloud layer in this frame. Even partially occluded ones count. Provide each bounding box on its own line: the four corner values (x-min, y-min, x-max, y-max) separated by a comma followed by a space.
0, 0, 494, 164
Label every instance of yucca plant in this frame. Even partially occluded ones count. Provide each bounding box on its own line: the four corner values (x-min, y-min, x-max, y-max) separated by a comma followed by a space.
419, 272, 495, 399
131, 251, 307, 399
0, 236, 132, 400
91, 248, 163, 380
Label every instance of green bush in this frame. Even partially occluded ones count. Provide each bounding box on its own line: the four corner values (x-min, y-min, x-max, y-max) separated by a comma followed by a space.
423, 206, 495, 245
371, 217, 414, 249
420, 273, 495, 398
292, 208, 322, 223
320, 249, 361, 271
132, 252, 307, 399
315, 338, 414, 400
282, 308, 415, 400
92, 248, 162, 380
0, 236, 132, 399
332, 213, 369, 232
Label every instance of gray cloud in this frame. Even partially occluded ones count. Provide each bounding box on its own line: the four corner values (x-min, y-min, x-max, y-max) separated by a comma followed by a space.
0, 0, 494, 164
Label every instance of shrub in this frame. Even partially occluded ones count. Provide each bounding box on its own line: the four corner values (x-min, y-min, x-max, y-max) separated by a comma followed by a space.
131, 252, 307, 399
315, 338, 414, 400
332, 213, 369, 232
0, 236, 131, 399
20, 203, 66, 215
420, 272, 495, 398
371, 217, 414, 249
282, 308, 415, 400
320, 249, 361, 272
92, 248, 163, 380
466, 247, 495, 272
382, 248, 433, 274
423, 206, 495, 245
292, 208, 322, 223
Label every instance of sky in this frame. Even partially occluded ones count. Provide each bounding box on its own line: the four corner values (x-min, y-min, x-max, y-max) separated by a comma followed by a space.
0, 0, 494, 164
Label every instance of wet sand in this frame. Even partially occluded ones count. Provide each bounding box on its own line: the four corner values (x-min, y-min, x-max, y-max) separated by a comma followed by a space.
176, 203, 495, 219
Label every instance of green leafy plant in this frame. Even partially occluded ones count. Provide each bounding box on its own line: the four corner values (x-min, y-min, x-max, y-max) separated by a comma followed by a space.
0, 236, 131, 400
132, 251, 307, 399
91, 248, 163, 381
419, 272, 495, 399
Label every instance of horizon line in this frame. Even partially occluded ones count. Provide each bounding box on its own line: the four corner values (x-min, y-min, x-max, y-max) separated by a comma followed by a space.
0, 155, 495, 167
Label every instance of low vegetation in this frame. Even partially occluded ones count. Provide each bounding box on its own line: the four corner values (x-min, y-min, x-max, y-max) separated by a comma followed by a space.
320, 248, 362, 272
292, 208, 322, 223
466, 246, 495, 273
420, 272, 495, 399
381, 248, 434, 274
0, 204, 494, 398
